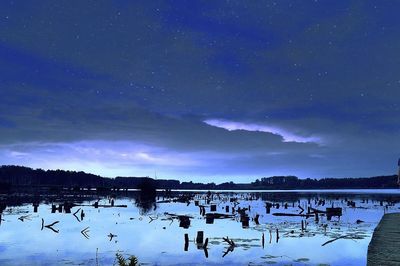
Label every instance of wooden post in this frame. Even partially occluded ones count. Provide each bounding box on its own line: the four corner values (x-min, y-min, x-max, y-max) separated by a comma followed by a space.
64, 202, 71, 213
184, 233, 189, 251
262, 233, 265, 249
206, 215, 214, 224
241, 216, 250, 228
179, 216, 191, 228
196, 231, 204, 245
210, 204, 216, 212
276, 229, 279, 243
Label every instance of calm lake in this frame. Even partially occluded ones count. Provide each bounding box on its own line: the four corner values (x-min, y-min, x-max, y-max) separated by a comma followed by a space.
0, 189, 399, 265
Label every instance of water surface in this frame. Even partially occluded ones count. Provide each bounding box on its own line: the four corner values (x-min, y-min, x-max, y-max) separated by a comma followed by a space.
0, 189, 399, 265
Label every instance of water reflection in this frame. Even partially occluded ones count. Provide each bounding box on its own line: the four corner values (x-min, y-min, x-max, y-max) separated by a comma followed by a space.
134, 190, 157, 215
0, 190, 399, 265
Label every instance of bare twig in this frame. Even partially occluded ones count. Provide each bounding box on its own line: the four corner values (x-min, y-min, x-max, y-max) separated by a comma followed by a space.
18, 214, 32, 222
321, 234, 357, 246
73, 208, 82, 222
108, 233, 117, 241
81, 227, 90, 239
44, 220, 60, 233
222, 236, 236, 257
149, 215, 158, 223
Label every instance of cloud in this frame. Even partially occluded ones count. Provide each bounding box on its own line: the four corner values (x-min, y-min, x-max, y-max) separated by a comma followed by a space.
0, 141, 203, 177
0, 1, 399, 181
204, 119, 323, 144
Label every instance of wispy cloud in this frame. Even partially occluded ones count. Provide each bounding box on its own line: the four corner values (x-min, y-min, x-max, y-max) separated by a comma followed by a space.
0, 141, 202, 177
204, 119, 323, 144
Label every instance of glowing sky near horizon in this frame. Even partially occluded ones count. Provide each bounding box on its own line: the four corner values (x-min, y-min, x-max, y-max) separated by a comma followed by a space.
0, 1, 400, 182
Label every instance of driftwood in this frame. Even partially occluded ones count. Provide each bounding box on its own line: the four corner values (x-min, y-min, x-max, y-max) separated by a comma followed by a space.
95, 204, 127, 208
310, 207, 326, 214
206, 213, 234, 219
273, 213, 312, 218
164, 212, 193, 219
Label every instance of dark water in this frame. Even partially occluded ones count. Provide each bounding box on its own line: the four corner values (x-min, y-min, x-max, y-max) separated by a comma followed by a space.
0, 189, 399, 265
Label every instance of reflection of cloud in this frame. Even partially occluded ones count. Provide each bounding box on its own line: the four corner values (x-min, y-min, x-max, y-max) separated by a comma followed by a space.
204, 119, 323, 144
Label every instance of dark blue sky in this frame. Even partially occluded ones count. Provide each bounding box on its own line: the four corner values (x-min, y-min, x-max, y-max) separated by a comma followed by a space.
1, 1, 399, 182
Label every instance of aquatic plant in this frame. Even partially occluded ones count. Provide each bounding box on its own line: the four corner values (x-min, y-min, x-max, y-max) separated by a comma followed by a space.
115, 253, 139, 266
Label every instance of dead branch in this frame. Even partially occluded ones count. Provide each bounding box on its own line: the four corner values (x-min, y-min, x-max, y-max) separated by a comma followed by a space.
73, 208, 82, 222
81, 227, 90, 239
222, 236, 235, 257
273, 213, 312, 218
321, 234, 357, 246
149, 216, 158, 223
44, 220, 59, 233
108, 233, 117, 241
18, 214, 32, 222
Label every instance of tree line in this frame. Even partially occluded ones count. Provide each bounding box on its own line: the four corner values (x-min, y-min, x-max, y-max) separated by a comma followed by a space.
0, 165, 397, 191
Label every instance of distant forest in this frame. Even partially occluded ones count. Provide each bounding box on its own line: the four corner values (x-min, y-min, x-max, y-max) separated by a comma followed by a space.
0, 165, 398, 191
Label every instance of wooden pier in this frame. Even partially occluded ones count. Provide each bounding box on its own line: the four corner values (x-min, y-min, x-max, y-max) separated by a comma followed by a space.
367, 213, 400, 266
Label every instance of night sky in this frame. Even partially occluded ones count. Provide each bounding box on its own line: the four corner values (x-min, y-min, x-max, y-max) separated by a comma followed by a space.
1, 1, 399, 182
